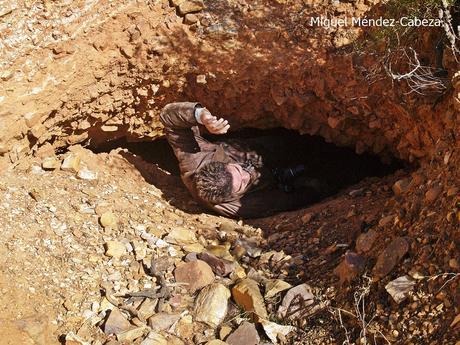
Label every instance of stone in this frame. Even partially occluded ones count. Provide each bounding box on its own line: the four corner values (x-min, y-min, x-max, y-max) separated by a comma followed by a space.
101, 125, 118, 132
105, 241, 126, 258
260, 319, 295, 344
140, 331, 168, 345
77, 167, 97, 180
333, 251, 366, 285
425, 186, 442, 203
355, 229, 378, 253
206, 340, 228, 345
100, 211, 117, 228
65, 332, 90, 345
219, 326, 232, 340
231, 278, 268, 321
206, 244, 234, 261
195, 74, 206, 83
138, 298, 158, 320
117, 327, 148, 342
372, 237, 409, 280
183, 243, 204, 253
229, 264, 247, 280
61, 154, 80, 173
24, 112, 44, 128
278, 284, 314, 319
165, 228, 197, 245
234, 239, 262, 258
378, 215, 394, 227
174, 260, 215, 293
103, 308, 131, 335
449, 258, 459, 270
147, 313, 181, 331
178, 0, 205, 15
392, 179, 409, 195
0, 143, 9, 155
385, 276, 416, 303
198, 252, 235, 276
194, 283, 231, 328
226, 322, 259, 345
264, 279, 292, 299
185, 13, 199, 25
42, 157, 60, 170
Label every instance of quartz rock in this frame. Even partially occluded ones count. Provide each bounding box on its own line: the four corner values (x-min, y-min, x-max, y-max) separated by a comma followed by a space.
165, 228, 197, 245
194, 283, 230, 328
61, 154, 80, 172
385, 276, 416, 303
104, 241, 126, 258
260, 319, 295, 344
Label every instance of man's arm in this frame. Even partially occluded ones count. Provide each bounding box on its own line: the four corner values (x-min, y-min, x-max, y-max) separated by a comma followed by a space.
214, 186, 323, 219
160, 102, 203, 158
160, 102, 230, 176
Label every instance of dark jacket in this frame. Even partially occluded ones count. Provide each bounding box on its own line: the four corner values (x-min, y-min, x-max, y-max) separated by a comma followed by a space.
160, 102, 318, 218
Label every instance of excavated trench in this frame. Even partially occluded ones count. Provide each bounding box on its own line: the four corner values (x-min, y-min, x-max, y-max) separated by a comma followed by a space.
90, 127, 404, 218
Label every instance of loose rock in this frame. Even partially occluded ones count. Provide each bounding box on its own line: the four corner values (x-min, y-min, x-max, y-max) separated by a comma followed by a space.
385, 275, 416, 303
104, 241, 126, 258
103, 308, 131, 335
355, 229, 378, 253
226, 322, 259, 345
178, 0, 205, 15
140, 331, 168, 345
117, 326, 148, 342
148, 313, 181, 331
264, 279, 292, 299
260, 319, 295, 344
61, 154, 80, 173
425, 186, 442, 203
278, 284, 314, 319
232, 278, 268, 321
42, 157, 60, 170
333, 251, 366, 285
194, 283, 230, 328
372, 237, 409, 280
100, 211, 117, 228
165, 228, 197, 245
174, 260, 215, 293
198, 252, 235, 276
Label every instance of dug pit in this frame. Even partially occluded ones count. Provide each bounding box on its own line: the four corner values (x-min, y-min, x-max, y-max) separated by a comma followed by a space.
90, 127, 404, 218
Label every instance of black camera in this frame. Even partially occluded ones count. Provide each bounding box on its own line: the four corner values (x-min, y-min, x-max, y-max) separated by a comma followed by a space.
272, 164, 305, 193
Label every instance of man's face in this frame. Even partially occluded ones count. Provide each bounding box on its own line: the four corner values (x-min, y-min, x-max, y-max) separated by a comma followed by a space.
227, 163, 251, 194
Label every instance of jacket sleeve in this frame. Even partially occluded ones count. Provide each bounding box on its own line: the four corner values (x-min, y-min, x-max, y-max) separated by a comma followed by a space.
159, 102, 203, 158
213, 186, 323, 219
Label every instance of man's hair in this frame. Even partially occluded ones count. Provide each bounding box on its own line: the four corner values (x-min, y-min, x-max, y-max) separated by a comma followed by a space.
194, 161, 233, 204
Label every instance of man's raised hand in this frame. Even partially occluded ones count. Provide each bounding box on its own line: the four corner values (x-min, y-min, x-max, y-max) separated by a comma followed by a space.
200, 109, 230, 135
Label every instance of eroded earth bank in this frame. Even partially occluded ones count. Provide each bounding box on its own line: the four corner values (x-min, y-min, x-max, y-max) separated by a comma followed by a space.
0, 0, 459, 344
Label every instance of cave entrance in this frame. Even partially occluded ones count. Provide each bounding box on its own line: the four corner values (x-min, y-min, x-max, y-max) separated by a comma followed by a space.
91, 128, 402, 216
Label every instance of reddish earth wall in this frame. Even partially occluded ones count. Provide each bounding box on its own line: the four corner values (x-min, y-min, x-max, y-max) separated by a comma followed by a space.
0, 0, 459, 166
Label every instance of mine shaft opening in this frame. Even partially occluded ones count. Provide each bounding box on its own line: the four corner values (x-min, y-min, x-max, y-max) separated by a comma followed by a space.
91, 128, 403, 217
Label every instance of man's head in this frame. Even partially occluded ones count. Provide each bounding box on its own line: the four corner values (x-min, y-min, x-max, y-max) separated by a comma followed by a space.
194, 161, 251, 204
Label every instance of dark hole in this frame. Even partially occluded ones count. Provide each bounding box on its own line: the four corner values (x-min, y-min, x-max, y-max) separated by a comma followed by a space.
91, 128, 403, 215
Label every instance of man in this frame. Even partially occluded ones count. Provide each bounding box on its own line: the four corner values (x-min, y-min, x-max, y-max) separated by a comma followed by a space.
160, 102, 325, 218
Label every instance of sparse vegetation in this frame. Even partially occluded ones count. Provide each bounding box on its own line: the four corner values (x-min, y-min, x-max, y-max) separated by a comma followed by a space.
356, 0, 459, 94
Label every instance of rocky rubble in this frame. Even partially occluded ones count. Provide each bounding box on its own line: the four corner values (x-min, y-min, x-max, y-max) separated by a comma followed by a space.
0, 137, 458, 344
